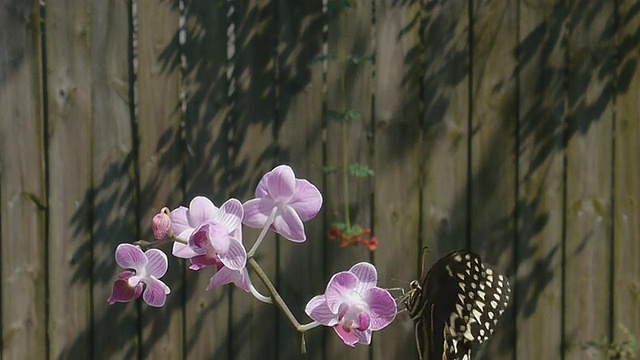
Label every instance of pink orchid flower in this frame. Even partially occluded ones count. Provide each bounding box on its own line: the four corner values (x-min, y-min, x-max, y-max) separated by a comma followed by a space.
108, 243, 171, 307
305, 262, 396, 346
171, 196, 246, 271
243, 165, 322, 242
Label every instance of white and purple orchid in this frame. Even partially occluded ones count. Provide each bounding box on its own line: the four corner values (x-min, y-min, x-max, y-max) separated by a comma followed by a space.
243, 165, 322, 242
305, 262, 396, 347
171, 196, 247, 271
207, 263, 251, 292
108, 243, 171, 307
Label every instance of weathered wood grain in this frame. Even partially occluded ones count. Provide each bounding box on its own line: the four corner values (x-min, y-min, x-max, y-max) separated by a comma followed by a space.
420, 0, 471, 255
0, 2, 46, 359
136, 0, 184, 358
324, 1, 374, 358
275, 1, 326, 358
564, 1, 615, 359
515, 1, 565, 358
45, 0, 94, 357
181, 0, 232, 358
371, 1, 422, 359
613, 0, 640, 349
470, 0, 518, 359
85, 0, 138, 358
229, 1, 278, 359
2, 1, 640, 359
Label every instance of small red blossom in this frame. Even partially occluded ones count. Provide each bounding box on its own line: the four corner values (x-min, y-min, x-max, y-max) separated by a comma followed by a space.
328, 225, 378, 252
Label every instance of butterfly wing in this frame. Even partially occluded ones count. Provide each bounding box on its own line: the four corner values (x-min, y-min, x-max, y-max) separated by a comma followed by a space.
406, 250, 511, 360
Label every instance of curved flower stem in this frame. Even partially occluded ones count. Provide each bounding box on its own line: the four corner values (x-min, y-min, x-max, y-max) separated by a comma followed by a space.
297, 321, 321, 332
247, 207, 278, 257
133, 235, 187, 250
249, 283, 273, 304
248, 258, 320, 334
248, 258, 300, 328
171, 235, 188, 244
342, 121, 351, 231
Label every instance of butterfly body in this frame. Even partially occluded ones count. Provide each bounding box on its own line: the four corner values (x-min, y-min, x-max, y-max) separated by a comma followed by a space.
403, 250, 511, 360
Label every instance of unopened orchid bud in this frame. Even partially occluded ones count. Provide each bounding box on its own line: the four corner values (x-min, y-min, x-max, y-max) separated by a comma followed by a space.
152, 207, 172, 240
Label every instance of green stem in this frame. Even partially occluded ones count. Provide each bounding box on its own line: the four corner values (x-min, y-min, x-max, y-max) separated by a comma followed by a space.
247, 207, 278, 257
247, 258, 319, 333
339, 24, 351, 232
342, 121, 351, 231
133, 235, 187, 250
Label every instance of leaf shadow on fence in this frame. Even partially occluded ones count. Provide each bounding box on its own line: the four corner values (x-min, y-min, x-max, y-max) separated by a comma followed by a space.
59, 0, 640, 359
396, 0, 640, 359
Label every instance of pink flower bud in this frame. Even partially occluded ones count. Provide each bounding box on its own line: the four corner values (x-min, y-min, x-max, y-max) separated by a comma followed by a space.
152, 207, 172, 240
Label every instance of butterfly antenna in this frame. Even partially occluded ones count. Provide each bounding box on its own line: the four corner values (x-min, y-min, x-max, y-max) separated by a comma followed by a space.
419, 245, 430, 277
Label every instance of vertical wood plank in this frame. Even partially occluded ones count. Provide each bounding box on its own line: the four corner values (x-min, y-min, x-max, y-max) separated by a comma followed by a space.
45, 0, 94, 357
181, 0, 231, 358
614, 0, 640, 346
275, 1, 326, 358
564, 0, 615, 358
0, 2, 46, 359
515, 1, 565, 358
324, 1, 374, 358
371, 1, 422, 359
470, 0, 517, 358
87, 0, 138, 358
420, 0, 470, 260
136, 0, 184, 357
228, 1, 278, 359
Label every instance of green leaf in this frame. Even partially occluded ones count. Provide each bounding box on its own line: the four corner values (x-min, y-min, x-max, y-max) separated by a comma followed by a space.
323, 166, 337, 175
344, 109, 361, 121
344, 224, 363, 236
331, 222, 348, 232
324, 110, 344, 121
325, 109, 360, 123
348, 53, 374, 65
348, 163, 375, 178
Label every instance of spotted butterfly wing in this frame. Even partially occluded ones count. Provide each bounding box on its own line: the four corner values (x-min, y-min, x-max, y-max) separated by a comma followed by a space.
403, 250, 511, 360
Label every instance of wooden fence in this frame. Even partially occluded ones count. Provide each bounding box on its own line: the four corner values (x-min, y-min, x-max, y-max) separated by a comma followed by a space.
1, 0, 639, 359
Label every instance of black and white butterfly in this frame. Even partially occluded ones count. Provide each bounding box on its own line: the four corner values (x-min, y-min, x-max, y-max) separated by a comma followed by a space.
402, 250, 511, 360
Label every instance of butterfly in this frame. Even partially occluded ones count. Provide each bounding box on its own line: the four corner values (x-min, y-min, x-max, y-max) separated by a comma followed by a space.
402, 250, 511, 360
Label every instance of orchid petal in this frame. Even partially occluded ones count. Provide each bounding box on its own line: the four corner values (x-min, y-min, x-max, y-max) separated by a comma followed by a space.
143, 277, 170, 307
288, 179, 323, 221
207, 267, 250, 292
118, 270, 136, 279
349, 262, 377, 293
170, 206, 191, 235
325, 271, 359, 313
217, 198, 243, 230
145, 249, 168, 278
189, 225, 215, 252
334, 325, 358, 347
353, 328, 372, 345
272, 205, 305, 242
175, 228, 194, 242
364, 287, 397, 330
254, 173, 269, 198
242, 198, 277, 229
266, 165, 296, 202
216, 237, 247, 271
188, 255, 219, 271
172, 241, 199, 259
108, 278, 142, 304
207, 224, 230, 254
115, 244, 147, 272
127, 275, 142, 287
356, 312, 371, 331
305, 295, 338, 326
187, 196, 217, 227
